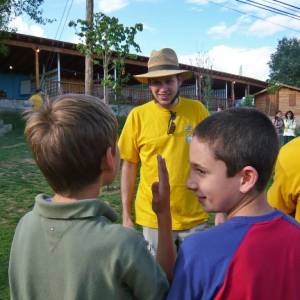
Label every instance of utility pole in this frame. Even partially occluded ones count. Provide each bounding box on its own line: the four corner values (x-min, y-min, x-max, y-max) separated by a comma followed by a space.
85, 0, 93, 95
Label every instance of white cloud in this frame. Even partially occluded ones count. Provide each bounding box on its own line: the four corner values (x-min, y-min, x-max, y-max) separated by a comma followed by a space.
249, 15, 300, 37
97, 0, 129, 13
179, 45, 274, 81
142, 23, 157, 33
9, 16, 45, 37
207, 15, 251, 38
187, 0, 300, 34
186, 0, 209, 4
69, 34, 83, 44
208, 23, 232, 37
186, 0, 227, 5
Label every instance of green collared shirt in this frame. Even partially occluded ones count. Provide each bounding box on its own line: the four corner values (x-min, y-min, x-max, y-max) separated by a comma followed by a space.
9, 194, 168, 300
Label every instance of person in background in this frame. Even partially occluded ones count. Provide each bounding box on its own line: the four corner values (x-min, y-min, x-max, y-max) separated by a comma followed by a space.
118, 48, 210, 255
28, 89, 44, 111
272, 110, 284, 145
268, 136, 300, 223
283, 110, 296, 144
217, 105, 224, 112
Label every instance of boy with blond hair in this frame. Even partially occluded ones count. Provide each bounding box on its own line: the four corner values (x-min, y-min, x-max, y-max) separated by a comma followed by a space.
9, 94, 173, 300
167, 108, 300, 300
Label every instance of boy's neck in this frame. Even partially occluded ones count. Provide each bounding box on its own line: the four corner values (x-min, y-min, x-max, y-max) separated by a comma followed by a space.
227, 192, 274, 219
52, 181, 101, 203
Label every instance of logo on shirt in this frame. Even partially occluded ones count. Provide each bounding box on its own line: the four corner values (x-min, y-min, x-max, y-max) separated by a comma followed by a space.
185, 134, 193, 144
185, 125, 193, 131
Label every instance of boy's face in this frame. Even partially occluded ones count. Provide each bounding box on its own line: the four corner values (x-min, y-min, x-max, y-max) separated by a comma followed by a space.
187, 137, 242, 214
149, 75, 181, 109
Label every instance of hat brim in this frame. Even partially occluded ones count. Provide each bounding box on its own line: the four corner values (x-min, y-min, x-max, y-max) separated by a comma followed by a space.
134, 70, 193, 84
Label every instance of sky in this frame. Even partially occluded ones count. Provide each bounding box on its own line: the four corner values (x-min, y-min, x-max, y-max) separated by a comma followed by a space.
8, 0, 300, 81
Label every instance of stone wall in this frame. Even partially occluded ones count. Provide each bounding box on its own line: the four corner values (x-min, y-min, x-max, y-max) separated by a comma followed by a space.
0, 119, 12, 137
0, 99, 30, 111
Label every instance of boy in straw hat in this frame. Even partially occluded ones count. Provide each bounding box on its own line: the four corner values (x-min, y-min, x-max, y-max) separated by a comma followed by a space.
118, 48, 210, 255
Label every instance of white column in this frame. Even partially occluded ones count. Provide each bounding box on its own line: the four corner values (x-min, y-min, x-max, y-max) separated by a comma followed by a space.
57, 53, 61, 93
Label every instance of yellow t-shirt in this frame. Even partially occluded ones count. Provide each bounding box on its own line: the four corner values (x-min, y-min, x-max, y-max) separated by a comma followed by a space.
29, 93, 43, 111
267, 137, 300, 222
118, 97, 210, 230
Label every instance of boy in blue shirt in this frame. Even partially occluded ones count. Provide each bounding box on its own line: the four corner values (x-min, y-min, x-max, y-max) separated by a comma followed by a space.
167, 108, 300, 300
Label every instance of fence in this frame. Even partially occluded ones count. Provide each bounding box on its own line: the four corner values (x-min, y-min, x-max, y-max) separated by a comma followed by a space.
43, 80, 230, 110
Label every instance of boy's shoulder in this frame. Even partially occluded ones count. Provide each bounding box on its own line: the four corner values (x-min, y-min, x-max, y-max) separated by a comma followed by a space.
13, 196, 149, 265
182, 210, 300, 259
179, 210, 300, 274
170, 210, 300, 299
180, 218, 250, 263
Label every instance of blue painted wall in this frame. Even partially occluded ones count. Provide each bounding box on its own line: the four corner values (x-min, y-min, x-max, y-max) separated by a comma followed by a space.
0, 72, 31, 100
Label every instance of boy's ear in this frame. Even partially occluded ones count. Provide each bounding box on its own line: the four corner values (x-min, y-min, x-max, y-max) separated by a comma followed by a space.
239, 166, 258, 193
100, 146, 118, 186
101, 147, 115, 172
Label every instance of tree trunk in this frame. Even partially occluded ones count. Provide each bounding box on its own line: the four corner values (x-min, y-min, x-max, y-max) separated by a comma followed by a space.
85, 0, 93, 95
103, 64, 108, 104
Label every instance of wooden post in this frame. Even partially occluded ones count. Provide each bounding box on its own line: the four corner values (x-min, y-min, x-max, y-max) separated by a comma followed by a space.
231, 81, 235, 107
225, 81, 228, 108
85, 0, 93, 95
35, 48, 40, 89
114, 65, 117, 102
245, 84, 250, 96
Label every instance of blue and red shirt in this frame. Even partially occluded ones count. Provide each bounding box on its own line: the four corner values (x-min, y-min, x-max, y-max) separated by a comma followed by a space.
167, 210, 300, 300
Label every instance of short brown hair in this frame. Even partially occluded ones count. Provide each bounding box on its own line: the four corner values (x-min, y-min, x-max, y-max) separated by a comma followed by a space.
24, 94, 118, 195
194, 108, 279, 192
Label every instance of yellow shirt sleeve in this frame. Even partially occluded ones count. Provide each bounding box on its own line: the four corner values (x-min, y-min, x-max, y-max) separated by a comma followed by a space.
267, 160, 296, 216
118, 109, 140, 164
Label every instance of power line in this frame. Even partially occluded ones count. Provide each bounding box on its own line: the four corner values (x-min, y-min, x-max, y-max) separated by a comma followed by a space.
46, 0, 74, 73
54, 0, 71, 40
261, 0, 300, 14
207, 0, 300, 34
270, 0, 300, 11
236, 0, 300, 21
58, 0, 74, 40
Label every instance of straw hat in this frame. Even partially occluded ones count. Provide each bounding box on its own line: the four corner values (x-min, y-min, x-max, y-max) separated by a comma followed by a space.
134, 48, 193, 84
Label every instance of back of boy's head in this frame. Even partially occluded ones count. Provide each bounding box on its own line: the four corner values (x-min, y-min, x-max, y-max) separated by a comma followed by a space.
24, 94, 118, 195
194, 108, 279, 192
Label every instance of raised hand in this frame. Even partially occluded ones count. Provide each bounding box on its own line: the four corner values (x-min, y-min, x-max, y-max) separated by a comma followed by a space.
152, 155, 170, 217
152, 155, 175, 282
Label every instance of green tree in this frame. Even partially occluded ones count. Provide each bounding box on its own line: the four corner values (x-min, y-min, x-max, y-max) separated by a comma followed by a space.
203, 75, 213, 110
69, 12, 143, 104
242, 95, 254, 107
268, 37, 300, 88
0, 0, 51, 54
